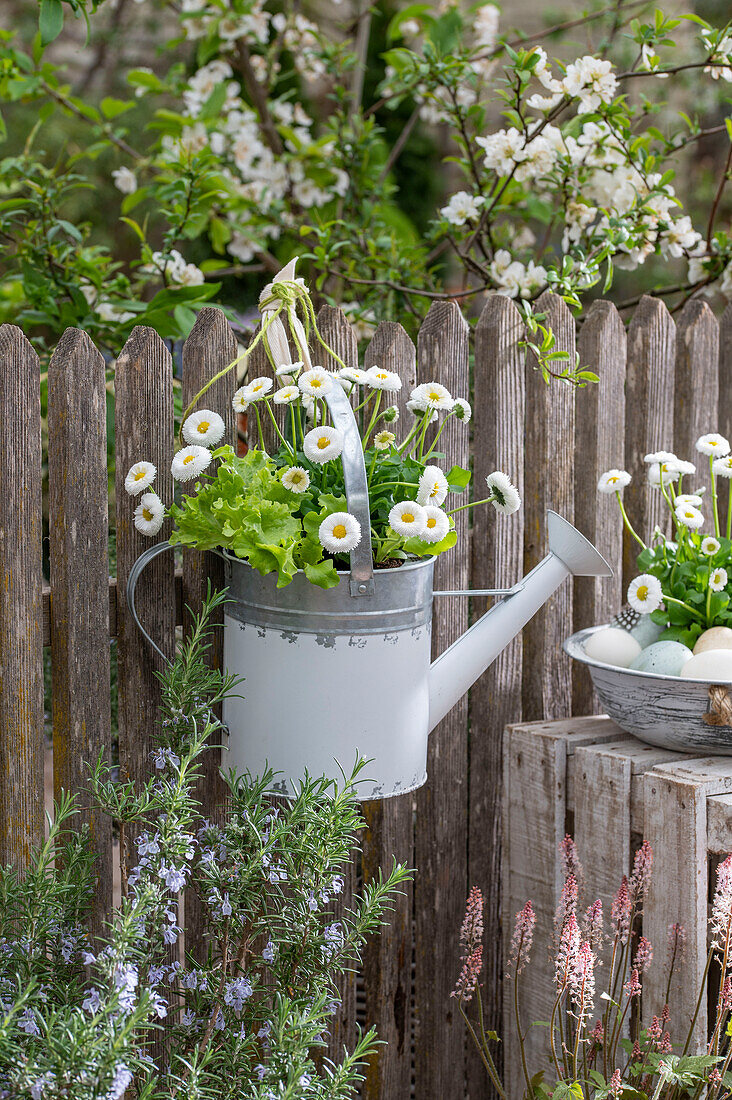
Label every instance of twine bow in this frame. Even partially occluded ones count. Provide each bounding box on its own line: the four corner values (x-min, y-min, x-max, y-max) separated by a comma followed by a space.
702, 684, 732, 727
179, 256, 348, 443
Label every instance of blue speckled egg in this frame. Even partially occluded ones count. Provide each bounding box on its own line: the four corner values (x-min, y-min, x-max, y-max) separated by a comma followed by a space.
629, 640, 693, 676
628, 615, 664, 649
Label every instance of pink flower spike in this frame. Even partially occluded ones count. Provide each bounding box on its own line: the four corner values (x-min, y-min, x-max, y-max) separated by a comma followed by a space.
559, 834, 583, 884
611, 877, 631, 944
451, 944, 483, 1003
555, 912, 580, 988
590, 1019, 604, 1045
507, 901, 535, 976
459, 886, 484, 953
668, 922, 686, 963
624, 967, 642, 999
555, 873, 578, 934
659, 1031, 672, 1054
584, 899, 603, 950
711, 855, 732, 948
609, 1068, 622, 1097
633, 935, 653, 975
629, 840, 653, 905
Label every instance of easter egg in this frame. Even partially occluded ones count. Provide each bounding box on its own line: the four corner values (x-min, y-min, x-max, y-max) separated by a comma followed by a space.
692, 626, 732, 655
681, 649, 732, 682
629, 641, 693, 676
584, 627, 641, 668
611, 605, 664, 648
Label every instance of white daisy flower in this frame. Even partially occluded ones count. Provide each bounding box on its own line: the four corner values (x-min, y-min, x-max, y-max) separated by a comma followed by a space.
710, 567, 729, 593
675, 494, 703, 508
243, 377, 273, 402
273, 386, 300, 405
597, 469, 631, 493
339, 367, 367, 389
232, 387, 250, 413
383, 405, 399, 423
627, 573, 663, 614
171, 445, 212, 482
485, 471, 521, 515
276, 361, 303, 378
182, 409, 225, 448
420, 506, 451, 544
374, 430, 396, 451
124, 460, 157, 496
389, 500, 427, 538
303, 425, 344, 464
644, 450, 677, 465
453, 398, 472, 422
713, 456, 732, 478
299, 367, 333, 397
318, 511, 362, 554
701, 536, 721, 556
134, 492, 165, 537
675, 503, 704, 529
696, 433, 731, 456
281, 466, 310, 494
365, 365, 402, 392
410, 381, 454, 412
648, 461, 680, 487
674, 460, 696, 476
417, 466, 449, 506
407, 399, 438, 422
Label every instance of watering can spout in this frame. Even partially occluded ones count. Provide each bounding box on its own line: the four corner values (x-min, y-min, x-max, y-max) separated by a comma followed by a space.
427, 511, 612, 732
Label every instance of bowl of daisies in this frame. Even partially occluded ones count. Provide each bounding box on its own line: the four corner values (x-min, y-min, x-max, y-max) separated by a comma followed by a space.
564, 433, 732, 752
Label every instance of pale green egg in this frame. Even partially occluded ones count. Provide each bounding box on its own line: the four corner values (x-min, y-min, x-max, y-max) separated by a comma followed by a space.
629, 640, 693, 676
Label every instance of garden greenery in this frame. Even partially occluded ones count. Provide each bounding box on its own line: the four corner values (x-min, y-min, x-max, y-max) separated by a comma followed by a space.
455, 835, 732, 1099
0, 590, 410, 1098
600, 434, 732, 648
127, 266, 519, 587
0, 0, 730, 356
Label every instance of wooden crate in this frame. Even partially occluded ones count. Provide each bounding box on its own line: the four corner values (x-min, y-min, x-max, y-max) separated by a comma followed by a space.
503, 715, 732, 1096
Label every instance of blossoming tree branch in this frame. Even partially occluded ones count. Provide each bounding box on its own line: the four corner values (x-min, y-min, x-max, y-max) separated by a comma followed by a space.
0, 0, 730, 355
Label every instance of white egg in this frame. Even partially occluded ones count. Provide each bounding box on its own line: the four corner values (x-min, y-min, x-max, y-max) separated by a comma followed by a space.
630, 641, 693, 676
584, 627, 641, 669
692, 626, 732, 655
681, 649, 732, 682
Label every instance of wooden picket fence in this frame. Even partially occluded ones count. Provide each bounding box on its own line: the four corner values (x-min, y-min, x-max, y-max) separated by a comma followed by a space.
1, 291, 731, 1099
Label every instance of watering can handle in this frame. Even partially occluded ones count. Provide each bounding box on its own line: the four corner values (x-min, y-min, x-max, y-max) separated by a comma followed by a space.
323, 382, 375, 597
126, 540, 176, 664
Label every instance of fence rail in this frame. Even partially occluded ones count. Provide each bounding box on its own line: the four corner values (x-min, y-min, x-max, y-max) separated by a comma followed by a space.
2, 295, 732, 1099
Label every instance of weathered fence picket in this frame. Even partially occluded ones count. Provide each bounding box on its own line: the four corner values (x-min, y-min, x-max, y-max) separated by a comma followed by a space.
2, 289, 732, 1099
48, 328, 113, 937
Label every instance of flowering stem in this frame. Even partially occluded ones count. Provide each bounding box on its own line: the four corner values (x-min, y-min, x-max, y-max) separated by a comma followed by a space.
457, 1002, 507, 1099
367, 451, 378, 490
263, 398, 295, 458
423, 413, 454, 460
664, 594, 706, 624
513, 966, 533, 1099
448, 495, 494, 515
711, 456, 721, 538
616, 493, 646, 549
363, 391, 383, 441
252, 405, 266, 452
727, 482, 732, 542
682, 945, 714, 1056
397, 418, 423, 455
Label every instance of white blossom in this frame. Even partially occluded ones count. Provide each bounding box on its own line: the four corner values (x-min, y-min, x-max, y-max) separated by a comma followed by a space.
440, 191, 484, 226
319, 511, 362, 553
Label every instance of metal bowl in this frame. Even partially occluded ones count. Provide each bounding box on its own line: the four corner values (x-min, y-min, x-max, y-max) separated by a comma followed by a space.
564, 625, 732, 753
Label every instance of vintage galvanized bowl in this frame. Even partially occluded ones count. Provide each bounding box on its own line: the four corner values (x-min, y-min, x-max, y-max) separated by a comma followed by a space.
564, 624, 732, 754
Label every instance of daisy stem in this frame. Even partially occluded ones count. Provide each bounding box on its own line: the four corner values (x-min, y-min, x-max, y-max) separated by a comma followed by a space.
616, 493, 646, 549
415, 412, 434, 462
727, 481, 732, 542
363, 392, 383, 442
263, 399, 295, 458
664, 595, 706, 623
397, 418, 423, 454
353, 391, 375, 415
448, 495, 494, 515
422, 412, 454, 460
253, 405, 266, 453
711, 456, 721, 537
707, 580, 713, 626
289, 405, 300, 451
367, 452, 378, 490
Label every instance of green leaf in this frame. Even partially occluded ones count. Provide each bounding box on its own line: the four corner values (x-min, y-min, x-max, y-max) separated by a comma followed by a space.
445, 464, 471, 492
303, 560, 340, 589
100, 96, 133, 119
39, 0, 64, 46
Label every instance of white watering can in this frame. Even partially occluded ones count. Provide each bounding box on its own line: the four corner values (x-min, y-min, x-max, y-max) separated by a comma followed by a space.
128, 384, 611, 799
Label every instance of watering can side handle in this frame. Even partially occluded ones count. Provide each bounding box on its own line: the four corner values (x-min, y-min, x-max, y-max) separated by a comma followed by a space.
126, 540, 176, 665
323, 383, 375, 597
